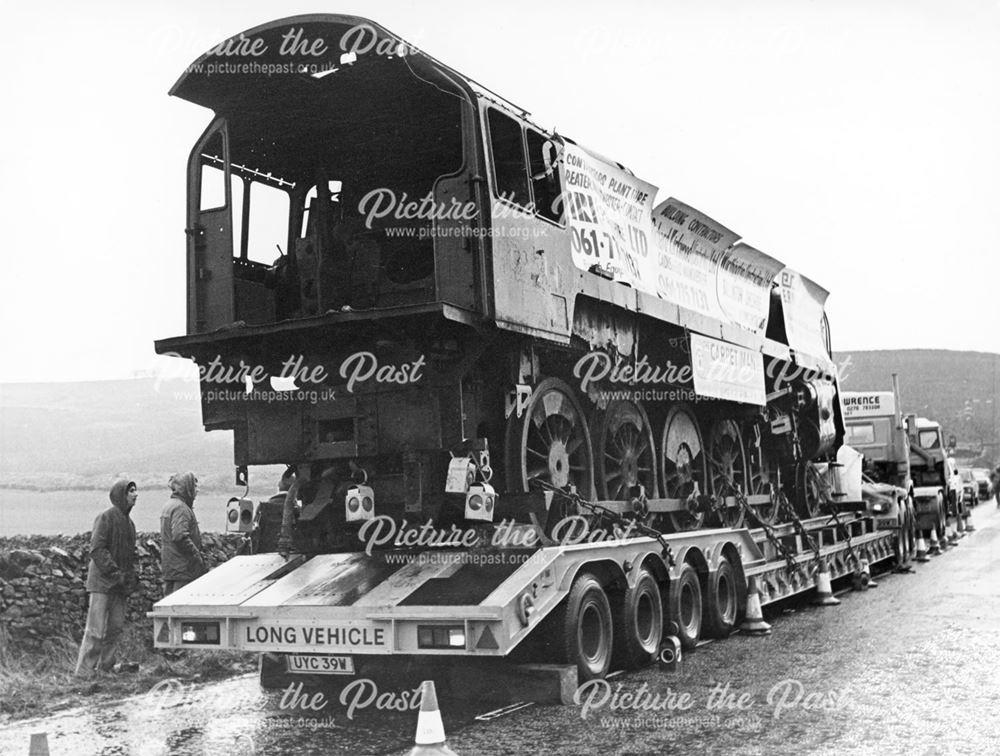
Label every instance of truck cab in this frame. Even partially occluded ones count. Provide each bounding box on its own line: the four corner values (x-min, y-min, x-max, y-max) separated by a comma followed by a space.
907, 417, 949, 539
840, 390, 915, 560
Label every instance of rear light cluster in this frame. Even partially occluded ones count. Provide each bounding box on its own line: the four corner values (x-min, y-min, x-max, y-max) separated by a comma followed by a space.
417, 625, 466, 649
180, 621, 221, 645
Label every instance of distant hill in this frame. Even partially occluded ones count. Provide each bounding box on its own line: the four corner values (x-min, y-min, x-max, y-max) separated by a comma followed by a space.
0, 378, 243, 491
835, 349, 1000, 465
2, 351, 998, 490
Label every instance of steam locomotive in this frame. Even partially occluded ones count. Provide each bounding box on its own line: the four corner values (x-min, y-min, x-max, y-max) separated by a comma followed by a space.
156, 14, 843, 552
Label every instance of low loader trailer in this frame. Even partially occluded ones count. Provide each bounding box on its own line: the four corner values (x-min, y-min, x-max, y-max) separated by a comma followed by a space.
151, 502, 900, 693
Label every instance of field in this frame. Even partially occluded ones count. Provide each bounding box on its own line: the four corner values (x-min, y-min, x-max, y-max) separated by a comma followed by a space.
0, 489, 240, 537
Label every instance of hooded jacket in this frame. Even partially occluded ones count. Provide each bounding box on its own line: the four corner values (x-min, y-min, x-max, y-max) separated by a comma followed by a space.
160, 472, 206, 582
86, 479, 137, 594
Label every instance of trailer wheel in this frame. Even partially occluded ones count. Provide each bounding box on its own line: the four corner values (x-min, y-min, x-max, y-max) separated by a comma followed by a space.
704, 554, 742, 638
612, 567, 663, 669
555, 572, 614, 681
668, 562, 703, 649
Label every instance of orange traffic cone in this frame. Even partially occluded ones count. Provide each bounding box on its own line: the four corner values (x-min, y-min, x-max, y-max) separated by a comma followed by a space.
947, 526, 960, 545
409, 681, 458, 756
915, 533, 930, 561
861, 557, 877, 588
938, 526, 950, 551
28, 733, 49, 756
964, 512, 976, 533
739, 577, 772, 636
812, 563, 840, 606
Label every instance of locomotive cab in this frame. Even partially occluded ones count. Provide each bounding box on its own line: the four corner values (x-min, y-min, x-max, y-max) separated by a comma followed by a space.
177, 18, 481, 335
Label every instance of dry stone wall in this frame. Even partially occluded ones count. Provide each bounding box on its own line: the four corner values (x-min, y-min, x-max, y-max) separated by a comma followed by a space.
0, 532, 241, 649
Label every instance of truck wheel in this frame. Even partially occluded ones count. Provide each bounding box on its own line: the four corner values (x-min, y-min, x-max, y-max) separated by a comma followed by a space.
668, 562, 703, 649
893, 502, 910, 568
905, 496, 917, 555
935, 498, 947, 542
612, 567, 663, 669
553, 572, 614, 681
704, 554, 742, 638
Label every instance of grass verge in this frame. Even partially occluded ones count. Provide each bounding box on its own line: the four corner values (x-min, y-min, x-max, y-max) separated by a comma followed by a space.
0, 624, 257, 722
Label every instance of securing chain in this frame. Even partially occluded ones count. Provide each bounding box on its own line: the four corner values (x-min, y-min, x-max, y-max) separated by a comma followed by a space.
723, 480, 799, 574
776, 488, 823, 566
532, 480, 676, 567
815, 468, 859, 568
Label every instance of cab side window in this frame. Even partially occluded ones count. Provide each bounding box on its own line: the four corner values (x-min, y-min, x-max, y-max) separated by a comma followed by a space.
487, 108, 530, 207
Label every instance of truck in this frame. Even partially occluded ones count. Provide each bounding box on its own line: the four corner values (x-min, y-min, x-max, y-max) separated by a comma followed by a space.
909, 417, 960, 539
841, 378, 960, 545
150, 14, 906, 687
840, 382, 918, 559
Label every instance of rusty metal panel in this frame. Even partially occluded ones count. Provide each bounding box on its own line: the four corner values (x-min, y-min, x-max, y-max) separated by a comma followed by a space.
490, 230, 575, 339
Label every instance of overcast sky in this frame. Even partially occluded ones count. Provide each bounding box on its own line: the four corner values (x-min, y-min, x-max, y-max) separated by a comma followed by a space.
1, 0, 997, 383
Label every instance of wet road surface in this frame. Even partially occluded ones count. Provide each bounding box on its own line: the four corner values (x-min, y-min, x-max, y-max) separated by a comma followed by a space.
3, 504, 999, 755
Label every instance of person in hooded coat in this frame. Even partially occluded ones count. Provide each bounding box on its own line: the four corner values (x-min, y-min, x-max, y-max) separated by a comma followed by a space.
160, 471, 206, 595
75, 479, 138, 677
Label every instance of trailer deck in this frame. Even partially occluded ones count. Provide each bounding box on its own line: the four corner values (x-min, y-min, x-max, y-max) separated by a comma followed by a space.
150, 513, 896, 659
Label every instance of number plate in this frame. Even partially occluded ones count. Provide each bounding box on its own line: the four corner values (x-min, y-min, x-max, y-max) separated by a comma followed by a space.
286, 654, 355, 675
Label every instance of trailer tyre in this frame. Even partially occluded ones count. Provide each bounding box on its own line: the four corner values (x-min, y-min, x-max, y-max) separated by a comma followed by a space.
612, 567, 664, 669
704, 554, 742, 638
556, 572, 614, 681
668, 562, 703, 649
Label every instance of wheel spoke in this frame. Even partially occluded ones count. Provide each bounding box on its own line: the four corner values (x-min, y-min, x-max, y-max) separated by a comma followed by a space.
527, 463, 550, 480
634, 437, 649, 459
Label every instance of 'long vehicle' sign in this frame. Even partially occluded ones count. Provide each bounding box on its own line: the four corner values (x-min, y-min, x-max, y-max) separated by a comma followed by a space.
241, 620, 389, 651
